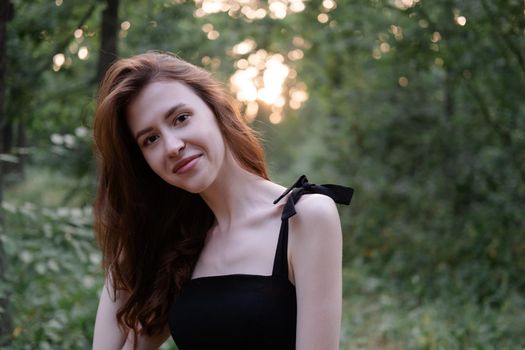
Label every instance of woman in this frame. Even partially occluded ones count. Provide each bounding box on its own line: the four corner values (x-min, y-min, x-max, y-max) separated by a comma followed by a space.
92, 52, 353, 350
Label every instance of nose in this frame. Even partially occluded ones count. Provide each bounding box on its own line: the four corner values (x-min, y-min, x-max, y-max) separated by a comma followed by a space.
163, 132, 185, 158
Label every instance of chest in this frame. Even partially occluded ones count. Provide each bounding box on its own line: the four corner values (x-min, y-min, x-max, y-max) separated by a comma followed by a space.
191, 214, 283, 279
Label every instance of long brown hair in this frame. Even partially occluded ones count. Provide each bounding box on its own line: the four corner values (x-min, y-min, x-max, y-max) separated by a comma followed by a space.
93, 52, 269, 336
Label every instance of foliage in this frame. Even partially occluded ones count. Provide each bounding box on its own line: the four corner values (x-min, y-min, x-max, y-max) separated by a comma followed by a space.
341, 262, 525, 349
6, 0, 99, 144
2, 167, 101, 348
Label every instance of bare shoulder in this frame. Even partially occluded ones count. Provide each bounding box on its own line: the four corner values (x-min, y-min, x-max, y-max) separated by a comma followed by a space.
290, 193, 341, 232
288, 193, 342, 253
287, 193, 343, 285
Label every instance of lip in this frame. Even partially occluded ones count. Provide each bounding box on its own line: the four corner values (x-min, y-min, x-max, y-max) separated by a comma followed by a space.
172, 154, 202, 174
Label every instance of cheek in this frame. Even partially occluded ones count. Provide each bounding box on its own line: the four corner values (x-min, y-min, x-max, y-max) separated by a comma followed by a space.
142, 150, 163, 173
210, 132, 226, 162
209, 126, 226, 152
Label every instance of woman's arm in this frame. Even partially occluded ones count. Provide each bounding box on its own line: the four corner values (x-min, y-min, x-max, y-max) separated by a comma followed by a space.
93, 279, 170, 350
289, 194, 343, 350
93, 279, 128, 349
120, 325, 170, 350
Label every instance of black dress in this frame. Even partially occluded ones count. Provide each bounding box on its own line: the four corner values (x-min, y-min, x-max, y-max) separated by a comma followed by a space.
168, 175, 354, 350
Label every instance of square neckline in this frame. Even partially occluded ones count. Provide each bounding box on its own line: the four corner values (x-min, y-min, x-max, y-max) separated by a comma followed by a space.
189, 217, 288, 282
188, 175, 354, 282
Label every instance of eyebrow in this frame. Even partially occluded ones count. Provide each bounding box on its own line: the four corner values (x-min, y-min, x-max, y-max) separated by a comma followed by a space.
134, 103, 187, 141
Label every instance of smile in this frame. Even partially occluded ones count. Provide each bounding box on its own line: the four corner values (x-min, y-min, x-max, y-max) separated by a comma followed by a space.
173, 154, 202, 174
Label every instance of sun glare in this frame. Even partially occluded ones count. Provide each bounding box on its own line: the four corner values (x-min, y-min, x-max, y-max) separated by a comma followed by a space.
194, 0, 306, 20
194, 2, 313, 122
229, 43, 309, 123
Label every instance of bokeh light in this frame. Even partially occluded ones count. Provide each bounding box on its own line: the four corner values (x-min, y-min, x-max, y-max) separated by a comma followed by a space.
194, 0, 306, 20
317, 13, 329, 23
398, 76, 409, 87
269, 1, 287, 19
207, 30, 220, 40
74, 29, 83, 39
379, 42, 391, 53
269, 112, 282, 124
455, 15, 467, 26
322, 0, 336, 10
78, 46, 89, 60
287, 49, 304, 61
393, 0, 420, 10
229, 42, 308, 123
390, 25, 404, 40
232, 39, 257, 55
193, 3, 312, 122
53, 53, 65, 71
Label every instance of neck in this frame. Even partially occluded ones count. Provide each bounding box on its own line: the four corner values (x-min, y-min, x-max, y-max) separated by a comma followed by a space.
199, 151, 283, 234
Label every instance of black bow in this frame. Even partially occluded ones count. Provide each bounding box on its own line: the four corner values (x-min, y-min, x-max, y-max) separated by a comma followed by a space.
273, 175, 354, 220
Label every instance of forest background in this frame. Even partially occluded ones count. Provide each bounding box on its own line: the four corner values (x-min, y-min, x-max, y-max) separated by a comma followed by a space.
0, 0, 524, 349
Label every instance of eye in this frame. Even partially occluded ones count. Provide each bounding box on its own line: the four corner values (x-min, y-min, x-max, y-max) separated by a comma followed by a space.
143, 134, 159, 146
173, 113, 190, 125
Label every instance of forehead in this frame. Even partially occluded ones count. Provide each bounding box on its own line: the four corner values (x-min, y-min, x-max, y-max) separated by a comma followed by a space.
126, 80, 206, 130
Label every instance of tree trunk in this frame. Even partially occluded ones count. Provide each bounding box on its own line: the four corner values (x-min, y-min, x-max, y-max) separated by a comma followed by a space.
96, 0, 119, 83
0, 0, 14, 340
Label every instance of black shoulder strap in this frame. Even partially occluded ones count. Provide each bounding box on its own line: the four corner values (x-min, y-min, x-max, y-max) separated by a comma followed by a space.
271, 175, 354, 278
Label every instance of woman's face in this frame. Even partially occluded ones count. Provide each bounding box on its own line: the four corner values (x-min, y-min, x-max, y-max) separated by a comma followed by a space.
127, 80, 226, 193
